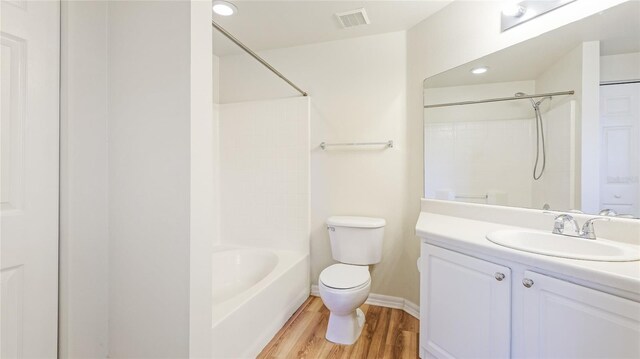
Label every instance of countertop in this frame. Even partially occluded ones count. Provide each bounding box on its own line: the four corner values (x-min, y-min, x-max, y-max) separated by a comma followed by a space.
416, 211, 640, 298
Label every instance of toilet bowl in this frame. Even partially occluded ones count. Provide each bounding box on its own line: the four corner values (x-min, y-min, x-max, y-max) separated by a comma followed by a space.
319, 263, 371, 345
319, 216, 385, 345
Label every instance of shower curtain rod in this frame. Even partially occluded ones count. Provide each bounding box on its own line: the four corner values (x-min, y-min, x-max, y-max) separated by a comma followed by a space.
424, 90, 574, 109
212, 21, 308, 97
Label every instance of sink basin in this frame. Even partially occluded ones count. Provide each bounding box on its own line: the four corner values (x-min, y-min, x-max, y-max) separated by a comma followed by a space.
486, 229, 640, 262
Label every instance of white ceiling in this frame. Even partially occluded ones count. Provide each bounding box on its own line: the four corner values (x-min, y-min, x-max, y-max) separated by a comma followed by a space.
424, 1, 640, 89
213, 0, 452, 56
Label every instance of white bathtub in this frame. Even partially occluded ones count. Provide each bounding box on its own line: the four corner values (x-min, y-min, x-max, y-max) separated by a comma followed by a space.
212, 248, 278, 305
211, 246, 309, 358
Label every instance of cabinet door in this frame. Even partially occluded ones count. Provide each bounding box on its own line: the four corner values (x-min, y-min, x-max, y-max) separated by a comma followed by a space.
420, 244, 511, 358
522, 271, 640, 358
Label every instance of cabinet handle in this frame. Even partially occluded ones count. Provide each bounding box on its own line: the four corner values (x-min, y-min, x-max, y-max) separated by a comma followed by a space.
494, 272, 505, 281
522, 278, 534, 288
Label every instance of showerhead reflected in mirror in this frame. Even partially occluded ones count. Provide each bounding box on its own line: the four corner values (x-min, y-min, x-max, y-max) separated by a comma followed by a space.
423, 1, 640, 218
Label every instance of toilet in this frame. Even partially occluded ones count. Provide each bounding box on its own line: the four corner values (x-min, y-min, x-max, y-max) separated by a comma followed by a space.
319, 216, 385, 345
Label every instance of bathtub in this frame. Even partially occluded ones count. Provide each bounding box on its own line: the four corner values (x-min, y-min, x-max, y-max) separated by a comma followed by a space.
211, 246, 309, 358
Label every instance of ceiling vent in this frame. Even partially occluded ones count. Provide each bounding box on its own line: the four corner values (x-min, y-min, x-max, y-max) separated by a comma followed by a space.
336, 8, 370, 29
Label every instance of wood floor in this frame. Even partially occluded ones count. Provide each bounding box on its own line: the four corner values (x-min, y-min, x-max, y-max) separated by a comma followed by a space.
257, 296, 420, 359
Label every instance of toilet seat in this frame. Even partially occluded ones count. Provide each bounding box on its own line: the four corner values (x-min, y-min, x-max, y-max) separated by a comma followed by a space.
320, 264, 370, 290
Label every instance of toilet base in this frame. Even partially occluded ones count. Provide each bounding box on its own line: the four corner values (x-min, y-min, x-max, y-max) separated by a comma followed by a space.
325, 308, 366, 345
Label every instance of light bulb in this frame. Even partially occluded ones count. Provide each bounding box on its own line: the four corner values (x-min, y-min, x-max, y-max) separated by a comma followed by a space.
471, 67, 489, 75
213, 1, 237, 16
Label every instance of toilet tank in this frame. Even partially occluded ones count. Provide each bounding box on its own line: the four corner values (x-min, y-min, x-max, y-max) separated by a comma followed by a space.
326, 216, 385, 265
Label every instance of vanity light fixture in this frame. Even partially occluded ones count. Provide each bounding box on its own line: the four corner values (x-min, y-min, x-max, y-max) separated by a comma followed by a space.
213, 0, 238, 16
502, 4, 527, 18
501, 0, 576, 32
471, 67, 489, 75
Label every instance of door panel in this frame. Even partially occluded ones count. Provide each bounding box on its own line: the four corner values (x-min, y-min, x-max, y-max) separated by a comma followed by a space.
600, 83, 640, 217
1, 0, 60, 357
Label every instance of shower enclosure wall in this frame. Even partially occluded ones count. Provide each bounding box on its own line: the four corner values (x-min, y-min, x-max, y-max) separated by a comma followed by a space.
211, 96, 311, 358
209, 18, 312, 357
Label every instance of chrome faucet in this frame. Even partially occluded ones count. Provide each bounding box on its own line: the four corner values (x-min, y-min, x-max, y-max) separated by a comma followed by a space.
550, 214, 610, 240
552, 214, 580, 236
580, 217, 611, 240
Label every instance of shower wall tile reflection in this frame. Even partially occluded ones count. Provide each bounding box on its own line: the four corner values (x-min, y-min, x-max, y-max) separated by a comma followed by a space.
425, 118, 533, 207
531, 101, 576, 211
424, 100, 575, 211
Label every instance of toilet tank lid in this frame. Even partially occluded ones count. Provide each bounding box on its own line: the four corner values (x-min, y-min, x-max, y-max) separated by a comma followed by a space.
327, 216, 386, 228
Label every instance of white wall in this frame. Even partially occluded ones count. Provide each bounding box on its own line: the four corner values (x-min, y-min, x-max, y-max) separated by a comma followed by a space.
59, 1, 109, 357
107, 1, 191, 357
601, 52, 640, 83
536, 44, 584, 111
218, 97, 310, 252
213, 54, 221, 247
535, 42, 595, 211
579, 42, 602, 214
218, 31, 409, 299
61, 1, 212, 357
406, 0, 626, 304
213, 54, 220, 104
189, 1, 214, 357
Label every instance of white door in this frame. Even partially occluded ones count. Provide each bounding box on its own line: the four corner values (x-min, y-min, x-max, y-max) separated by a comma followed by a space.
600, 83, 640, 217
522, 271, 640, 358
1, 0, 60, 357
420, 244, 511, 359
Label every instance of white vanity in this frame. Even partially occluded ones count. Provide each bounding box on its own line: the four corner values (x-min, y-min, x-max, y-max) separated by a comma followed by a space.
416, 200, 640, 359
417, 4, 640, 357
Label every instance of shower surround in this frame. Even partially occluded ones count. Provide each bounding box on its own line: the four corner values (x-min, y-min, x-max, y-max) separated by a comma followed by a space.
211, 97, 311, 358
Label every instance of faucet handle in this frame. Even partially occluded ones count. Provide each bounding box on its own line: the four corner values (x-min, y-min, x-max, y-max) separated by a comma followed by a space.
580, 217, 611, 240
549, 213, 578, 235
598, 209, 618, 216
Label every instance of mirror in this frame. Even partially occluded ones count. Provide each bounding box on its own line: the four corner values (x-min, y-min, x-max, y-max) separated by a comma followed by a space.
423, 1, 640, 218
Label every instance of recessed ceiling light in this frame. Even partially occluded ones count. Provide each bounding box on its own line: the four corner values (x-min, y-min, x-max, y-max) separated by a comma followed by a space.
213, 1, 237, 16
471, 67, 489, 75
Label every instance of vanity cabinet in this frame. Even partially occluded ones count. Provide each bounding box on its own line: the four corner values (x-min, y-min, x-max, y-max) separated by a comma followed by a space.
420, 243, 640, 359
420, 244, 511, 358
521, 271, 640, 358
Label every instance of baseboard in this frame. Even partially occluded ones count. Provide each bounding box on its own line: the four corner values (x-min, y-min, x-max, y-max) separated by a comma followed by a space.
310, 285, 420, 319
403, 298, 420, 319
